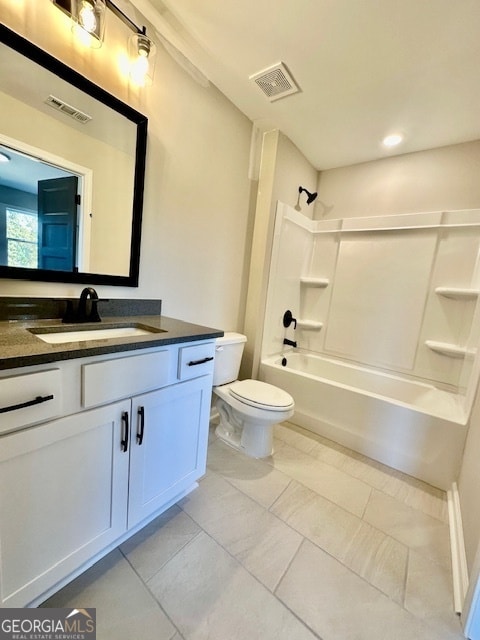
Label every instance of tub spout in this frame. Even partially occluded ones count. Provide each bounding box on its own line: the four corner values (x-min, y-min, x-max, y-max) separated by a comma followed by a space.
283, 338, 297, 348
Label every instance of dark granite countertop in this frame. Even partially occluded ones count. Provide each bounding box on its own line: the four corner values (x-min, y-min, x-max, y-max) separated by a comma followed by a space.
0, 314, 223, 371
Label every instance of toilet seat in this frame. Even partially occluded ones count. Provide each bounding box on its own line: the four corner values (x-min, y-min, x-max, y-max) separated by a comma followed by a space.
229, 379, 294, 412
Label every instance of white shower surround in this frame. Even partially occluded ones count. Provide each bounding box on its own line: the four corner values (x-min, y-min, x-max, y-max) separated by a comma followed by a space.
260, 203, 480, 489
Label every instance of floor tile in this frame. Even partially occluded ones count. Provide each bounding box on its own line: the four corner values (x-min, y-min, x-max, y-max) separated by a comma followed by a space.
207, 437, 292, 508
384, 476, 448, 523
38, 419, 459, 639
277, 423, 448, 522
277, 422, 359, 469
266, 440, 372, 516
148, 531, 317, 640
342, 453, 448, 522
405, 550, 463, 639
274, 422, 322, 455
363, 489, 451, 568
271, 480, 365, 556
276, 539, 442, 640
180, 471, 302, 590
41, 549, 177, 640
271, 480, 407, 602
120, 505, 201, 582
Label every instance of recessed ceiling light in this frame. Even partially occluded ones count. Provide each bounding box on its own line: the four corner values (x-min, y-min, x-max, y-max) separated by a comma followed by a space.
382, 133, 403, 148
0, 151, 11, 163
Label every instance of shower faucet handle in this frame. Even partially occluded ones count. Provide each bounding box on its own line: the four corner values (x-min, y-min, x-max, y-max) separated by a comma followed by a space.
283, 310, 297, 329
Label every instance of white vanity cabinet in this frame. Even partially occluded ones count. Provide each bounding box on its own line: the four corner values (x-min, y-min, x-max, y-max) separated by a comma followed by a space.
0, 338, 215, 608
128, 375, 211, 527
0, 401, 130, 608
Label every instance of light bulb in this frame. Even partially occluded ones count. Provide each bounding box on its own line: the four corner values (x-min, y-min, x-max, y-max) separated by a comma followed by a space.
128, 33, 156, 86
130, 54, 149, 85
78, 1, 97, 34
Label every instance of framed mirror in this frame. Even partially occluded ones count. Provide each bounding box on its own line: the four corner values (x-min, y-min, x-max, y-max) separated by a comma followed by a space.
0, 24, 147, 286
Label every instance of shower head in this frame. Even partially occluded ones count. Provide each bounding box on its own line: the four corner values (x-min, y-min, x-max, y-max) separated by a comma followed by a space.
298, 186, 318, 205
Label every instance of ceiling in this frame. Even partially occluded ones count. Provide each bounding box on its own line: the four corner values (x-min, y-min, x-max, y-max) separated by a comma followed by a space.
130, 0, 480, 170
0, 146, 70, 193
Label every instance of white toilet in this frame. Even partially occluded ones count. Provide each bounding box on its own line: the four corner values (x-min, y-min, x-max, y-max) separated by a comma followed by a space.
212, 332, 294, 458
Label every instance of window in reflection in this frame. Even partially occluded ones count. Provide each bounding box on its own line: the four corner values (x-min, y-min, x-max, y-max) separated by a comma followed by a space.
0, 143, 81, 271
6, 207, 38, 268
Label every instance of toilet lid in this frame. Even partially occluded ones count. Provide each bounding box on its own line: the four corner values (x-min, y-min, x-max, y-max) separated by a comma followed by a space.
229, 380, 294, 411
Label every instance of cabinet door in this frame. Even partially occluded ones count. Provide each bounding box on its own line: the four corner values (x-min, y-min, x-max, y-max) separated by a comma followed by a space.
128, 376, 211, 528
0, 400, 130, 607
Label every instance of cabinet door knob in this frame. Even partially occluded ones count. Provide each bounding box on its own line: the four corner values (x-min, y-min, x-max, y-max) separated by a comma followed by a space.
121, 411, 129, 452
137, 406, 145, 445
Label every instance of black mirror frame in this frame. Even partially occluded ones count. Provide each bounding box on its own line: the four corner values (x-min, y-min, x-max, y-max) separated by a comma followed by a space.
0, 24, 148, 287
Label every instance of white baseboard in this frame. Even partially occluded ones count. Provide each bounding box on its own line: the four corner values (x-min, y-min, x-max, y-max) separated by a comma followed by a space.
448, 482, 469, 613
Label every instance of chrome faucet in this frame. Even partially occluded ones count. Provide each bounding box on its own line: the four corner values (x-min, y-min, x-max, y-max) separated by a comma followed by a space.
283, 338, 297, 348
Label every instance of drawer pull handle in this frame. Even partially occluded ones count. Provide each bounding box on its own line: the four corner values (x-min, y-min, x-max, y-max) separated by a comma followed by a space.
0, 394, 54, 414
137, 406, 145, 445
121, 411, 129, 452
187, 356, 214, 366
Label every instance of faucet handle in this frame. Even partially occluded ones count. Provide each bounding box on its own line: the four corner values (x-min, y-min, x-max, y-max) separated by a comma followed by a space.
283, 310, 297, 330
62, 300, 76, 324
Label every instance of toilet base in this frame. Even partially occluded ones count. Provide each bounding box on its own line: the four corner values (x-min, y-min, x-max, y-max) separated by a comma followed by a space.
212, 384, 294, 459
214, 422, 242, 451
215, 421, 274, 458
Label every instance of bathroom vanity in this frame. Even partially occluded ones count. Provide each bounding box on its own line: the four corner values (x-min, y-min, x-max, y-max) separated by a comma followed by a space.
0, 300, 222, 607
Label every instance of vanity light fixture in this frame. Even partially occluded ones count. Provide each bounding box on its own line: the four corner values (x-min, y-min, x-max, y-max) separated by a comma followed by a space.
52, 0, 156, 83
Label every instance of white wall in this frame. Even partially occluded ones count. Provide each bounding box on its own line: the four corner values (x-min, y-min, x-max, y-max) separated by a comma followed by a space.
242, 130, 318, 377
316, 140, 480, 219
0, 0, 253, 331
459, 392, 480, 572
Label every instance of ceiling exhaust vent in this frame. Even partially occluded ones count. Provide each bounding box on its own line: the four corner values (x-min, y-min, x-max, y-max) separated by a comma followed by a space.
45, 95, 92, 124
249, 62, 300, 102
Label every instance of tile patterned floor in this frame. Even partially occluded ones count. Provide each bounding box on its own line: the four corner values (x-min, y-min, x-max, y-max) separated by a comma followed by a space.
42, 421, 464, 640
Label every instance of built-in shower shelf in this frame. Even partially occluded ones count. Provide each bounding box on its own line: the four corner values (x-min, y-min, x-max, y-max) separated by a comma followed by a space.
296, 319, 323, 330
425, 340, 477, 359
300, 277, 329, 287
435, 287, 480, 300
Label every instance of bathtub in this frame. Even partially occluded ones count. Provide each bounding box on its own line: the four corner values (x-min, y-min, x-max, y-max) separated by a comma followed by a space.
260, 352, 469, 490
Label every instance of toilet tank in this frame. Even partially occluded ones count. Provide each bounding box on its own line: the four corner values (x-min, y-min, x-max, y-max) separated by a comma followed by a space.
213, 332, 247, 386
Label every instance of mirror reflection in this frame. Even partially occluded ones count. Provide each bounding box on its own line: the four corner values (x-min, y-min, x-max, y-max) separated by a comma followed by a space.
0, 26, 147, 286
0, 146, 77, 270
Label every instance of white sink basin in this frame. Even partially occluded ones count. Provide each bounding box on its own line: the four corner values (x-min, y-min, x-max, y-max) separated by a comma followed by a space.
31, 326, 161, 344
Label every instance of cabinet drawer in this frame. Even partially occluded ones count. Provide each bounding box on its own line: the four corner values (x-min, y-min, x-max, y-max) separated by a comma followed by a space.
178, 342, 215, 380
82, 350, 171, 407
0, 369, 62, 435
